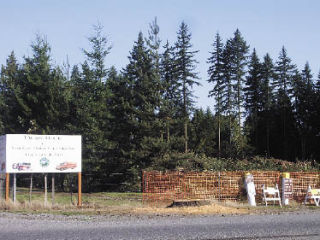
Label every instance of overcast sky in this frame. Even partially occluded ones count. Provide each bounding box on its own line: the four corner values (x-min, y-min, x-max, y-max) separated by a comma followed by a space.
1, 0, 319, 109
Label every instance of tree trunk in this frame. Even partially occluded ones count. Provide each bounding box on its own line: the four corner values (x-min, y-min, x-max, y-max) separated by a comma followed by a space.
266, 118, 270, 158
184, 120, 188, 153
301, 135, 306, 161
166, 119, 170, 142
218, 113, 221, 159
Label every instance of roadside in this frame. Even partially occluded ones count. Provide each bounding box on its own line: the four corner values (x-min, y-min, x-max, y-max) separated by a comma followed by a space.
1, 210, 320, 240
1, 190, 319, 217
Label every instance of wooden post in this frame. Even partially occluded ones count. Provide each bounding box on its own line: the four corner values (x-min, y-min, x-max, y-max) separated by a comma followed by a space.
78, 172, 82, 207
0, 175, 3, 199
44, 174, 47, 206
13, 173, 16, 203
70, 176, 73, 204
29, 174, 33, 203
5, 173, 9, 202
51, 174, 55, 205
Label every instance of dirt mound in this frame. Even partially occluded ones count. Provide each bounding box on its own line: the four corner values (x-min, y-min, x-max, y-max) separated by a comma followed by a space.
167, 200, 211, 208
133, 201, 248, 215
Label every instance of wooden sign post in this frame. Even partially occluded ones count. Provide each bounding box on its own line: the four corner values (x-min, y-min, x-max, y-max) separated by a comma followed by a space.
5, 173, 9, 202
78, 172, 82, 206
13, 173, 16, 203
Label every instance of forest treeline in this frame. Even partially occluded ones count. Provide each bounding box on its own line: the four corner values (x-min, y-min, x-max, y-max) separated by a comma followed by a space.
1, 19, 320, 191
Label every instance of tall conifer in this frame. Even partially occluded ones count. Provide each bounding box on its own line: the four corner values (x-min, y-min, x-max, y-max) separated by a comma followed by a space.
274, 46, 296, 159
208, 33, 224, 157
244, 49, 262, 151
174, 21, 200, 153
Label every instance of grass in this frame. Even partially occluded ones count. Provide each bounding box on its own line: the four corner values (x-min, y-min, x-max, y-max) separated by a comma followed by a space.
1, 188, 319, 216
1, 188, 143, 215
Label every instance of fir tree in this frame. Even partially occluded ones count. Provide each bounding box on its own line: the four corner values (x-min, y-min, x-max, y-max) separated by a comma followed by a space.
146, 17, 164, 140
160, 40, 180, 142
120, 32, 160, 187
68, 25, 113, 190
0, 51, 25, 133
189, 108, 216, 156
274, 47, 296, 98
294, 62, 314, 160
221, 40, 234, 149
174, 21, 200, 153
83, 23, 112, 82
274, 46, 296, 159
244, 49, 262, 152
227, 29, 249, 156
21, 35, 69, 134
260, 53, 275, 157
207, 33, 224, 157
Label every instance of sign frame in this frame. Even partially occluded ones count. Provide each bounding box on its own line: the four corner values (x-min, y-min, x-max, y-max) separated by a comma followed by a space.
0, 134, 82, 174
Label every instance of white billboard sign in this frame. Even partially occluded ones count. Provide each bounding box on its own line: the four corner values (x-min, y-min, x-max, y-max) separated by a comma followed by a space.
0, 134, 81, 173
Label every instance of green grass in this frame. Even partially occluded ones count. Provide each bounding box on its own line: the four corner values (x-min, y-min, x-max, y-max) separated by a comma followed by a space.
2, 188, 320, 216
13, 188, 142, 207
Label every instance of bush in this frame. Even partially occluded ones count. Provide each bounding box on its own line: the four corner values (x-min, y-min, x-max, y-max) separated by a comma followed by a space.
147, 152, 320, 172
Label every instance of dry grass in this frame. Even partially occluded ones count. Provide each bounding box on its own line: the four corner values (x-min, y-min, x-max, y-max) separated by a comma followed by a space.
2, 190, 310, 216
133, 202, 249, 215
0, 197, 248, 216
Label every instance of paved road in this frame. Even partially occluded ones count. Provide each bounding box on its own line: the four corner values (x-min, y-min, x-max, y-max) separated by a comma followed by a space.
0, 212, 319, 239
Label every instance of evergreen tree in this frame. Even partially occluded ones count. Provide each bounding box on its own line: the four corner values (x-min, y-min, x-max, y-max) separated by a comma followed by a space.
207, 33, 224, 157
244, 49, 262, 152
0, 73, 4, 133
83, 23, 112, 82
315, 70, 320, 92
260, 53, 275, 157
0, 51, 25, 133
20, 35, 69, 134
294, 63, 314, 160
146, 17, 164, 140
221, 40, 234, 150
174, 21, 200, 153
274, 46, 296, 159
227, 29, 249, 156
189, 108, 216, 156
274, 47, 296, 98
117, 32, 160, 188
68, 25, 113, 191
160, 41, 180, 143
146, 17, 161, 77
107, 67, 138, 189
313, 71, 320, 160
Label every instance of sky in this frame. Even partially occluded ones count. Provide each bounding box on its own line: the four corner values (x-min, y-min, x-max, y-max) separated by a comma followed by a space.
1, 0, 319, 109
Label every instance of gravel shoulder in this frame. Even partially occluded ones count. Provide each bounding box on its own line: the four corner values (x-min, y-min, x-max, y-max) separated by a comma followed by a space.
0, 209, 320, 240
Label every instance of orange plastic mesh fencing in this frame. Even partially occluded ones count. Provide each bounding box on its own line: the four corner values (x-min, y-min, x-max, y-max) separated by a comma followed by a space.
142, 171, 320, 205
290, 172, 320, 202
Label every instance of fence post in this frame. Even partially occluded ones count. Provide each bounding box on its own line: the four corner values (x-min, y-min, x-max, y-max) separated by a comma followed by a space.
44, 174, 48, 206
78, 172, 82, 207
142, 171, 145, 204
218, 171, 221, 201
52, 174, 55, 205
5, 173, 9, 202
13, 173, 16, 203
0, 175, 3, 199
29, 174, 33, 203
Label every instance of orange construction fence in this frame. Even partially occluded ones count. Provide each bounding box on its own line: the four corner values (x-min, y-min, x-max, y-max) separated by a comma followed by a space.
142, 171, 320, 205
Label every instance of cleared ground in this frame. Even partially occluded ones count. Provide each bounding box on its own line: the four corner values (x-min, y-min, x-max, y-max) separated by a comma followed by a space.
1, 189, 250, 215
